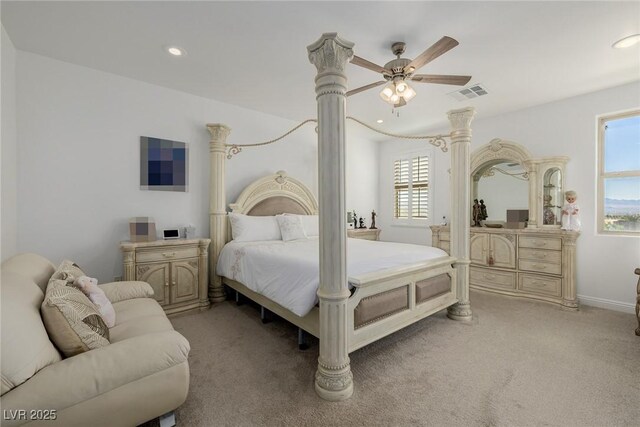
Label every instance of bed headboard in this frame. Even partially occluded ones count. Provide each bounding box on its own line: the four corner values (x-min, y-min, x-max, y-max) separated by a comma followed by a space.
229, 171, 318, 216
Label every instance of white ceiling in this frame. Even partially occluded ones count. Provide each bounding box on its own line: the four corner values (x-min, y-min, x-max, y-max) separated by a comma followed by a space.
2, 1, 639, 136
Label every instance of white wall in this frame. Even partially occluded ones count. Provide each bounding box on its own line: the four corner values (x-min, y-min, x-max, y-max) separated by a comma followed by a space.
378, 142, 448, 245
379, 81, 640, 312
1, 25, 17, 261
14, 51, 377, 283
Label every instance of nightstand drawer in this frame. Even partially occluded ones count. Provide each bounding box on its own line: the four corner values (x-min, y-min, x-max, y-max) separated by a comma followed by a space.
439, 231, 450, 242
519, 273, 562, 297
519, 248, 561, 264
519, 236, 561, 251
136, 246, 198, 263
470, 267, 516, 290
440, 241, 450, 254
518, 259, 562, 275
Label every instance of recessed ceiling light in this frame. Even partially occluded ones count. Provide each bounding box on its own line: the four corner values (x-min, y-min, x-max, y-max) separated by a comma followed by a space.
612, 34, 640, 49
376, 119, 384, 124
166, 46, 186, 56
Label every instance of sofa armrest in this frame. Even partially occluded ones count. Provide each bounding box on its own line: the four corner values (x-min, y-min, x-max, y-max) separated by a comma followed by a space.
99, 281, 154, 303
0, 330, 189, 422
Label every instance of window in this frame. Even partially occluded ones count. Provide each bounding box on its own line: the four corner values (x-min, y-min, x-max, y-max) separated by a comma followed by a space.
394, 154, 429, 220
598, 110, 640, 234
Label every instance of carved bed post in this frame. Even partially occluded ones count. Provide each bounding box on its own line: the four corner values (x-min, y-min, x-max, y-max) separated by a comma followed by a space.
307, 33, 354, 401
207, 123, 231, 303
447, 107, 476, 321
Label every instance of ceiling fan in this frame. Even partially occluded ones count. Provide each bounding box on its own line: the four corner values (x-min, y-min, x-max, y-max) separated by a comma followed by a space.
347, 36, 472, 107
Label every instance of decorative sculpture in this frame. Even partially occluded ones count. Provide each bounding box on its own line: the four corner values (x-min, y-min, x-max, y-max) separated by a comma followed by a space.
370, 210, 377, 229
358, 217, 367, 229
472, 199, 481, 227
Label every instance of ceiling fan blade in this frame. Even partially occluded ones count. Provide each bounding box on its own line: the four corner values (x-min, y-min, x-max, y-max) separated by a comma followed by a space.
346, 81, 387, 97
351, 55, 391, 74
404, 36, 459, 73
411, 74, 472, 86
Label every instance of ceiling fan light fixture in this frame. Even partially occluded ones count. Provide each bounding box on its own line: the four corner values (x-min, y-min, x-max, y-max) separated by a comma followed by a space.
390, 93, 400, 104
379, 83, 395, 103
402, 85, 416, 101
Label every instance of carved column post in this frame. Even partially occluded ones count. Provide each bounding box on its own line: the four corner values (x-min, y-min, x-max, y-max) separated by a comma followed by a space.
206, 124, 231, 303
121, 246, 135, 281
307, 33, 354, 401
523, 159, 539, 228
198, 239, 211, 310
447, 107, 476, 321
561, 232, 579, 310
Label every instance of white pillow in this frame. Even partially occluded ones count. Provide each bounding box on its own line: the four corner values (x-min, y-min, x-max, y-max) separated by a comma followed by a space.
276, 215, 307, 241
228, 213, 282, 242
286, 214, 319, 237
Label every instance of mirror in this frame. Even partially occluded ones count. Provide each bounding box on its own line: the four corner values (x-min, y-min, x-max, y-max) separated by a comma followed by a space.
470, 139, 569, 229
473, 162, 529, 222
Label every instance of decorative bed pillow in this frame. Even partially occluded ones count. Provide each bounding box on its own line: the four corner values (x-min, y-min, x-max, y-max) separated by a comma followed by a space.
299, 215, 319, 237
276, 214, 307, 241
50, 259, 87, 285
228, 213, 282, 242
41, 278, 110, 358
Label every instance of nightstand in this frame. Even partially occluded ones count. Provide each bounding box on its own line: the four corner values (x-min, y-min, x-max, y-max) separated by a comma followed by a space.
120, 238, 211, 317
347, 228, 381, 241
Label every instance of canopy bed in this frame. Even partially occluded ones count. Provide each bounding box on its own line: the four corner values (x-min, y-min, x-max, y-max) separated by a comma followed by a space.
205, 33, 476, 401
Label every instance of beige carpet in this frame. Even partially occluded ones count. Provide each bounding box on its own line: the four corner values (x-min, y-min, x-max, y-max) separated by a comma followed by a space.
168, 291, 639, 426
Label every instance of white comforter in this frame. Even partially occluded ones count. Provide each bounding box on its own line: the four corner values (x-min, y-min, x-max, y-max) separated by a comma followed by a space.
217, 237, 448, 317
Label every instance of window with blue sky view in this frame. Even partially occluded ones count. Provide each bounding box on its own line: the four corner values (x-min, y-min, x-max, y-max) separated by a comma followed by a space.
601, 112, 640, 233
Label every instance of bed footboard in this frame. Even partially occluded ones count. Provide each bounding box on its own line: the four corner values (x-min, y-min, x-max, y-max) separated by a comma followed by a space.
347, 256, 457, 352
223, 256, 457, 354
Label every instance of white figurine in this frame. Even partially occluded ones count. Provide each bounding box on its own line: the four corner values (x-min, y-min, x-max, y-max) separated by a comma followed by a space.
561, 190, 581, 231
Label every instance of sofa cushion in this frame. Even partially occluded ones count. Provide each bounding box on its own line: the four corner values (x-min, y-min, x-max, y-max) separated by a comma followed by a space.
109, 298, 174, 342
1, 253, 56, 294
99, 281, 154, 303
1, 270, 62, 396
41, 279, 110, 357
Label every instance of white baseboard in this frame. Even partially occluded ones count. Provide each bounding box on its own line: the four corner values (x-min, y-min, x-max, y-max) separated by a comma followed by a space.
578, 294, 635, 314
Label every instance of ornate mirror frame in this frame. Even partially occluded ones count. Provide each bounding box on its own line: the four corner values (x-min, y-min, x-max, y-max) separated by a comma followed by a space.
470, 138, 568, 228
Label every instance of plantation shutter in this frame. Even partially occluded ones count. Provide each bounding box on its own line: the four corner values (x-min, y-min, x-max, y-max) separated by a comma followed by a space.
394, 155, 429, 220
412, 156, 429, 219
394, 159, 410, 218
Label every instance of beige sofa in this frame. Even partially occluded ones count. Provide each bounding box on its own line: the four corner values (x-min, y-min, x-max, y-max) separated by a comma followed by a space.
1, 253, 191, 427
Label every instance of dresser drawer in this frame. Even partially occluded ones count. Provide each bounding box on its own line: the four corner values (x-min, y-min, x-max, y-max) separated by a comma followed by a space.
519, 248, 561, 264
519, 273, 562, 297
519, 236, 561, 250
470, 267, 516, 290
518, 259, 562, 275
136, 246, 198, 263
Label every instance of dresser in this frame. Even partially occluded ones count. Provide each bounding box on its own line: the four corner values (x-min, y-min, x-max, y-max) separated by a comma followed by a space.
347, 228, 381, 241
121, 238, 211, 316
431, 225, 579, 309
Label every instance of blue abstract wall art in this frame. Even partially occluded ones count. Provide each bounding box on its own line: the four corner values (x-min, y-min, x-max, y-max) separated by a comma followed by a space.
140, 136, 189, 192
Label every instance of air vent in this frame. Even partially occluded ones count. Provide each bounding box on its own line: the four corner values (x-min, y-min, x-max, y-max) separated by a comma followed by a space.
448, 83, 489, 101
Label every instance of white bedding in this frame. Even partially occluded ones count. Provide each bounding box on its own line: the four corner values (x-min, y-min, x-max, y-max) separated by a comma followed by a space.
217, 237, 448, 317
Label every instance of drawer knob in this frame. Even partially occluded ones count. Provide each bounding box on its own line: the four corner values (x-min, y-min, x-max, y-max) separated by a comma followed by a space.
533, 264, 546, 270
534, 241, 546, 247
163, 252, 176, 258
165, 282, 169, 287
484, 274, 497, 280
